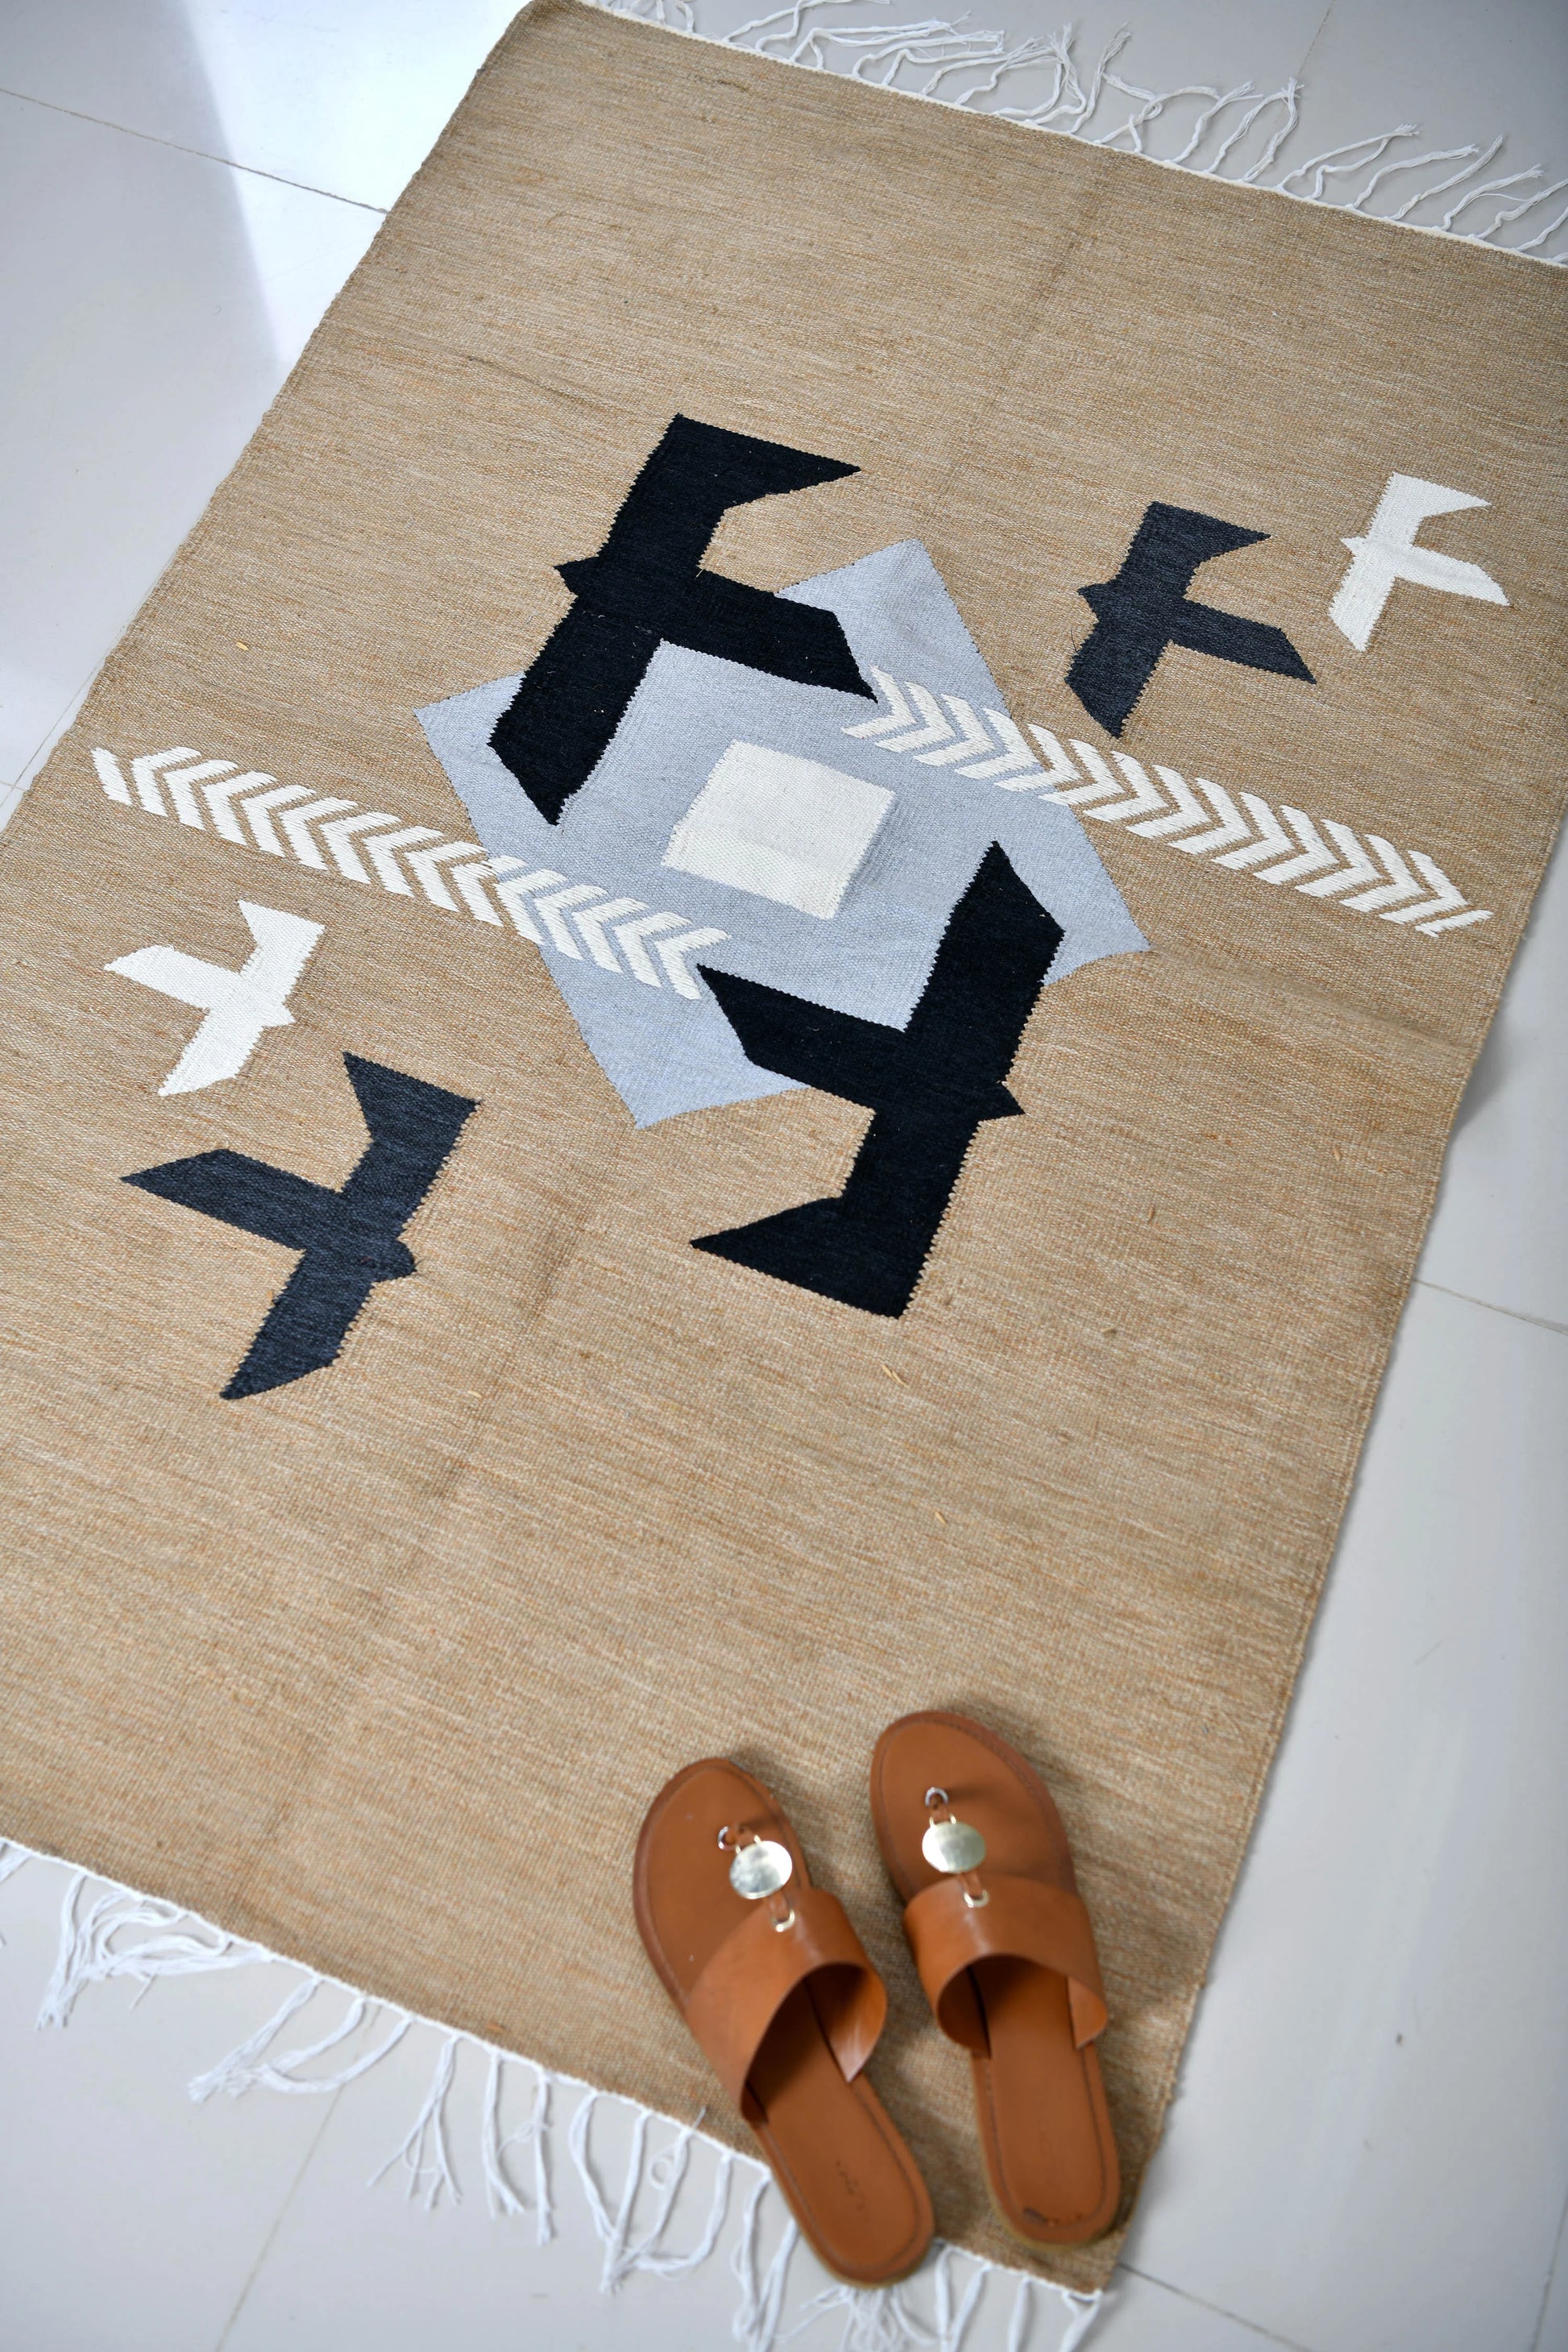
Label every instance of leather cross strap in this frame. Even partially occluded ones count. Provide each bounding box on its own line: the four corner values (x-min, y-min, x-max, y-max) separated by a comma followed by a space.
903, 1873, 1110, 2052
683, 1883, 888, 2109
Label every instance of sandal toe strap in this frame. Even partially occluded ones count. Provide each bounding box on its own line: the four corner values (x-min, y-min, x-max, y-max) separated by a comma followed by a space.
685, 1884, 886, 2107
904, 1873, 1109, 2051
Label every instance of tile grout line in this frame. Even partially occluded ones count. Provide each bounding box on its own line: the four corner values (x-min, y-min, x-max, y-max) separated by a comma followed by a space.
209, 2084, 346, 2352
1292, 0, 1342, 86
1529, 2176, 1568, 2351
4, 662, 102, 800
0, 81, 388, 214
1413, 1277, 1568, 1339
1118, 2261, 1319, 2350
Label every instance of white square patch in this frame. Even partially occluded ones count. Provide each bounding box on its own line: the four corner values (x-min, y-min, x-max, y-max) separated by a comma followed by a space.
662, 740, 894, 921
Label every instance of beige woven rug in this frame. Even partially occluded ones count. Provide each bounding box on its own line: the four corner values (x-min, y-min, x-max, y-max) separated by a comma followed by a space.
2, 0, 1562, 2296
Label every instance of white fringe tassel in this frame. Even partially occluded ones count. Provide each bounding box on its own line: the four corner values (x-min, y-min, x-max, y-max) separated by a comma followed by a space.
0, 1839, 1105, 2349
39, 1867, 269, 2026
595, 0, 1564, 262
482, 2047, 555, 2240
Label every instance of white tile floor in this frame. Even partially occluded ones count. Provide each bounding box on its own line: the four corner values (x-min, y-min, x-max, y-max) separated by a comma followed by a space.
1, 6, 1564, 2349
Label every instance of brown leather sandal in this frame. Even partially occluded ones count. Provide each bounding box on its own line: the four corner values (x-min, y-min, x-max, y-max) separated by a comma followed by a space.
870, 1711, 1120, 2246
633, 1757, 934, 2285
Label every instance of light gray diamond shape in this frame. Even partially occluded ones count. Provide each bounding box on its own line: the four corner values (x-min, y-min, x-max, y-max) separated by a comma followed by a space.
416, 538, 1146, 1126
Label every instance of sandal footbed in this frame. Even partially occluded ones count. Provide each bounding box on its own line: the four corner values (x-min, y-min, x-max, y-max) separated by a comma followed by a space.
635, 1757, 933, 2284
871, 1711, 1120, 2245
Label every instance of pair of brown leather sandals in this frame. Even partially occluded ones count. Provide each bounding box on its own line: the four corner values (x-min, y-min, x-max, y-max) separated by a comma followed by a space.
634, 1710, 1119, 2286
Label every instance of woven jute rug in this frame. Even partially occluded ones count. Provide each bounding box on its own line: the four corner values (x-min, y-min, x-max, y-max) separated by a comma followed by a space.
2, 0, 1562, 2295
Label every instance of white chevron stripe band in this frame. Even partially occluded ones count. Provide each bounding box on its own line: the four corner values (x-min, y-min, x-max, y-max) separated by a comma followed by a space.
90, 749, 728, 993
846, 675, 1491, 939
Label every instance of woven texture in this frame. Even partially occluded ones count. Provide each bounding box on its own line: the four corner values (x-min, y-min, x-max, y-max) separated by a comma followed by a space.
1, 2, 1562, 2288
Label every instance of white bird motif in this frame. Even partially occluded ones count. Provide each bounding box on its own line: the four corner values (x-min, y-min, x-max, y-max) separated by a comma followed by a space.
106, 899, 323, 1095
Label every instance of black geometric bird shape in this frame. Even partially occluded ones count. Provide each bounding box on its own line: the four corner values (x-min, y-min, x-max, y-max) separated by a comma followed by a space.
124, 1054, 478, 1399
694, 844, 1064, 1317
490, 414, 874, 824
1068, 502, 1315, 736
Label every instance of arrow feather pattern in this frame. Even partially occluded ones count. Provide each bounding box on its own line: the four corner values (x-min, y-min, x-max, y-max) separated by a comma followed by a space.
93, 748, 135, 805
1418, 905, 1493, 936
655, 926, 730, 998
573, 895, 648, 971
1384, 850, 1464, 926
279, 797, 357, 865
406, 839, 488, 911
318, 809, 405, 881
612, 909, 691, 985
1079, 752, 1166, 823
1297, 818, 1379, 895
840, 678, 1492, 937
160, 758, 242, 828
90, 748, 729, 993
530, 881, 605, 956
1026, 726, 1081, 791
130, 748, 201, 815
1342, 835, 1424, 912
492, 867, 566, 942
841, 667, 915, 738
204, 770, 279, 840
366, 826, 442, 894
914, 695, 993, 766
243, 785, 316, 857
1255, 806, 1338, 885
1214, 794, 1293, 869
447, 854, 525, 924
96, 710, 1492, 955
1049, 740, 1127, 807
1126, 765, 1207, 836
1171, 777, 1250, 854
876, 680, 954, 754
962, 710, 1041, 782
